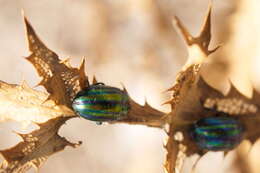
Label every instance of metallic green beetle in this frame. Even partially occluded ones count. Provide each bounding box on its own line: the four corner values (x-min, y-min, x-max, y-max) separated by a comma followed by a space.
72, 83, 130, 124
190, 116, 244, 151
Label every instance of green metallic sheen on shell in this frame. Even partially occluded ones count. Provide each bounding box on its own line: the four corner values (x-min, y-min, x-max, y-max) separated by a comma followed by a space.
72, 84, 130, 122
190, 116, 244, 151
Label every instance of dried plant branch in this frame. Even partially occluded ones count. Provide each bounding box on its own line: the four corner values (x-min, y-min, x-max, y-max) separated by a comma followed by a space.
164, 5, 260, 173
165, 6, 223, 173
116, 98, 167, 128
91, 79, 167, 128
0, 3, 259, 173
0, 14, 168, 173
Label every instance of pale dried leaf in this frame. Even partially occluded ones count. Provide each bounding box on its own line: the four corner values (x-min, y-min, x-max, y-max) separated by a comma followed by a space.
0, 80, 75, 124
0, 117, 81, 173
24, 17, 88, 107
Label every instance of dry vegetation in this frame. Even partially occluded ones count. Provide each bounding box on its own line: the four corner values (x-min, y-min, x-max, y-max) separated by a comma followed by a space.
0, 0, 259, 173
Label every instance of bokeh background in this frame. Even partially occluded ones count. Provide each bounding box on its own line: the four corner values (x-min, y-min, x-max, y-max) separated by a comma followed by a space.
0, 0, 259, 172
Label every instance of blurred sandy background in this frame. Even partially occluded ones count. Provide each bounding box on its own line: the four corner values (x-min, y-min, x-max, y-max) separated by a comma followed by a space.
0, 0, 259, 173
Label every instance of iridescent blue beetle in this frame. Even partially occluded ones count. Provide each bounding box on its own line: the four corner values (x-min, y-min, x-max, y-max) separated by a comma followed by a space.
72, 83, 130, 125
190, 116, 244, 151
